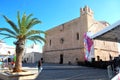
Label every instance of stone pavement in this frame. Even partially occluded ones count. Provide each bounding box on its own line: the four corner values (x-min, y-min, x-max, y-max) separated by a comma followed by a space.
33, 63, 109, 80
0, 63, 109, 80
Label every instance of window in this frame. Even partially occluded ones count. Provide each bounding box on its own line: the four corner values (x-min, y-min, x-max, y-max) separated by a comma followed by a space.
60, 38, 64, 44
60, 24, 64, 31
50, 40, 51, 46
76, 33, 79, 40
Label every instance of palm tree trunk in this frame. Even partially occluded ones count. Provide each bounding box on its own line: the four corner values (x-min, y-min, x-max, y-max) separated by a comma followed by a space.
13, 39, 25, 72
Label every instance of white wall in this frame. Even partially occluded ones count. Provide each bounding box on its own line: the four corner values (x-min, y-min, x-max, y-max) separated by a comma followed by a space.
23, 44, 42, 63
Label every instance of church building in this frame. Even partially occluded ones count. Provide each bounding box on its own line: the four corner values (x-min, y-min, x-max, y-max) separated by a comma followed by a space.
43, 6, 119, 64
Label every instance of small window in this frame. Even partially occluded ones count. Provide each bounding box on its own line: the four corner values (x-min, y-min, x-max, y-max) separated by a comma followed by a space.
50, 40, 51, 46
76, 33, 79, 40
60, 38, 64, 44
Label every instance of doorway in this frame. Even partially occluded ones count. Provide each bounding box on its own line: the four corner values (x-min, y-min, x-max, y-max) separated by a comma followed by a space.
60, 54, 63, 64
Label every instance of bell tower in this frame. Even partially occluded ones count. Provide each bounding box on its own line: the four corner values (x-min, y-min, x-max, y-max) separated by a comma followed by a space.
80, 6, 94, 18
80, 6, 94, 31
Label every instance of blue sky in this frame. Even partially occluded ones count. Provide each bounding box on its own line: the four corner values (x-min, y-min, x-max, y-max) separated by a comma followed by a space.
0, 0, 120, 49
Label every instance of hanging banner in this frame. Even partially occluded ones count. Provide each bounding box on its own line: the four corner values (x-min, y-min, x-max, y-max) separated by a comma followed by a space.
84, 32, 94, 62
111, 73, 120, 80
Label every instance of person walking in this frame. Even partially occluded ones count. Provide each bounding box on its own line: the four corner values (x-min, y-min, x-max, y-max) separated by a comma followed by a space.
38, 60, 42, 72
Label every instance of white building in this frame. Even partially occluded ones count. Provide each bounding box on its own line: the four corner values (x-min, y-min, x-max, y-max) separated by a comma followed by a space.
0, 41, 42, 63
22, 44, 43, 63
0, 41, 15, 55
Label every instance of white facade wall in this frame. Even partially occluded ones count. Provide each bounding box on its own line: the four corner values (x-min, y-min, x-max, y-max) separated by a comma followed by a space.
22, 44, 42, 63
0, 41, 15, 55
0, 41, 42, 63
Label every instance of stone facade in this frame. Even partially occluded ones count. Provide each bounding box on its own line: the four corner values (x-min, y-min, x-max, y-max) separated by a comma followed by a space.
43, 6, 119, 64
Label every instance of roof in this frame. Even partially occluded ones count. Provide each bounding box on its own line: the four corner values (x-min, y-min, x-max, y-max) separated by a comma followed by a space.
90, 19, 120, 42
99, 21, 110, 26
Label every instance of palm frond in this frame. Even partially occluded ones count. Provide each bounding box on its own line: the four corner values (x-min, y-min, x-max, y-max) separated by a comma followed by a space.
26, 14, 33, 24
17, 11, 21, 30
3, 15, 19, 34
27, 39, 37, 44
35, 39, 42, 44
27, 38, 42, 44
1, 36, 15, 40
27, 35, 46, 43
19, 26, 27, 35
0, 33, 16, 39
0, 33, 16, 38
25, 30, 44, 38
0, 28, 17, 36
21, 13, 27, 27
26, 18, 41, 30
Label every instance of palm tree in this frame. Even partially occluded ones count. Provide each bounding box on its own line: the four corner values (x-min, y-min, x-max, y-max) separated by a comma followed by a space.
0, 12, 46, 72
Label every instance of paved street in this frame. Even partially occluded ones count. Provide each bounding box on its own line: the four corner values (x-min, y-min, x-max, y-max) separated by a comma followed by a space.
24, 63, 109, 80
